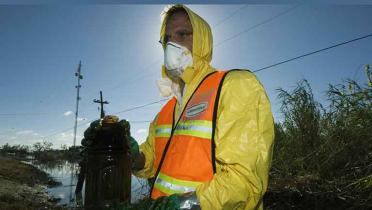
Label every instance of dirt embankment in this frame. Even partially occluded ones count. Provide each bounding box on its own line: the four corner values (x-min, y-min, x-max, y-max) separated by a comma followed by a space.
0, 155, 62, 210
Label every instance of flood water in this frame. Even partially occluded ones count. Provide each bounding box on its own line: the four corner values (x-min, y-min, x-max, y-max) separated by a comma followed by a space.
27, 160, 150, 208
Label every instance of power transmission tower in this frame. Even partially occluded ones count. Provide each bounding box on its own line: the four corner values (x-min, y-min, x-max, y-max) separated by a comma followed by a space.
73, 61, 83, 147
94, 91, 109, 119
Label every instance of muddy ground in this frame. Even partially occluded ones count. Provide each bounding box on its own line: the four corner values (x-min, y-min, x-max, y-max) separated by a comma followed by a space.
0, 155, 64, 210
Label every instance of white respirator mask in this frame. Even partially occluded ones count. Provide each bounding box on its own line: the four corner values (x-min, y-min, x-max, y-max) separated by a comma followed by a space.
164, 42, 193, 79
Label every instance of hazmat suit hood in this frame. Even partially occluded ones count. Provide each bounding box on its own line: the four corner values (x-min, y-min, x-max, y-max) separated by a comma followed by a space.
160, 4, 214, 86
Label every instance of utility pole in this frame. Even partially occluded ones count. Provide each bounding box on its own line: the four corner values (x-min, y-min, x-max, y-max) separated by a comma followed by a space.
73, 61, 83, 147
94, 91, 109, 119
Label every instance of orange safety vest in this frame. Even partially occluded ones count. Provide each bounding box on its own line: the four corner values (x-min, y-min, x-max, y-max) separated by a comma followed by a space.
151, 71, 228, 199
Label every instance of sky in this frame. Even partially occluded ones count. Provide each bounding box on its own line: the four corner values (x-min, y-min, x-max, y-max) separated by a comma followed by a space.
0, 4, 371, 148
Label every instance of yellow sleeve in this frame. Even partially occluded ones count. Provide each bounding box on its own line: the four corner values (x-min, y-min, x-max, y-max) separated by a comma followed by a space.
132, 118, 157, 178
196, 71, 275, 210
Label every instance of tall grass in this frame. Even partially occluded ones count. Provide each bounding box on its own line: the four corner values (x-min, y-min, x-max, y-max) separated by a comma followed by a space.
271, 65, 372, 207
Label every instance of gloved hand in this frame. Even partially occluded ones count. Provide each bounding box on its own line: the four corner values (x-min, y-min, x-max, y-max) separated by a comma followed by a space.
118, 119, 140, 158
81, 120, 101, 147
118, 119, 144, 171
128, 135, 140, 158
150, 192, 201, 210
150, 194, 181, 210
81, 118, 137, 151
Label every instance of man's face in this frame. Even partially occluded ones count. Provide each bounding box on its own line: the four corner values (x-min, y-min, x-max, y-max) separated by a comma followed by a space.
164, 11, 193, 53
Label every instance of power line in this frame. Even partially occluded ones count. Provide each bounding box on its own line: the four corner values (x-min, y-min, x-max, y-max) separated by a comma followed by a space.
214, 4, 300, 48
253, 33, 372, 73
83, 59, 162, 100
42, 98, 168, 139
212, 5, 249, 28
42, 126, 80, 140
113, 99, 168, 115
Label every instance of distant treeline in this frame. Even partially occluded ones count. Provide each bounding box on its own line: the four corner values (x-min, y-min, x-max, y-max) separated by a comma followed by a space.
0, 141, 81, 162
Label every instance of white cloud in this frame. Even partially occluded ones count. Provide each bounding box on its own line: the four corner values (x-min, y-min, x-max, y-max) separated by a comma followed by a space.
77, 117, 87, 122
60, 132, 74, 138
0, 129, 84, 149
16, 130, 34, 135
50, 132, 82, 148
0, 129, 42, 146
64, 111, 73, 116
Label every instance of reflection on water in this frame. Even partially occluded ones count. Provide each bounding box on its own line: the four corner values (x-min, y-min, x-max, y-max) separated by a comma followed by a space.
29, 160, 150, 208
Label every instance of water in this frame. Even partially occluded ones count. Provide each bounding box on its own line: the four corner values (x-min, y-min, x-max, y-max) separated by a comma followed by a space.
27, 160, 150, 208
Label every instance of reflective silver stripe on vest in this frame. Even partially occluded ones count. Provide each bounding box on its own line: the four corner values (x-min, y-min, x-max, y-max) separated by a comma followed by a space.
155, 127, 172, 135
155, 176, 196, 194
176, 124, 212, 133
174, 120, 213, 139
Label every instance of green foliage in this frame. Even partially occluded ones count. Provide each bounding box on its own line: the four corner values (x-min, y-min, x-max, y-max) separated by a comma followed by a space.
272, 65, 372, 207
275, 80, 324, 174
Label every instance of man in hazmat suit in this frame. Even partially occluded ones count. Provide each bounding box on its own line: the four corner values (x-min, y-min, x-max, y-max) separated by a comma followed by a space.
130, 4, 275, 210
84, 4, 274, 210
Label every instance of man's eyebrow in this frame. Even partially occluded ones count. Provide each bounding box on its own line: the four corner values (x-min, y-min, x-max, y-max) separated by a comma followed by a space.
175, 27, 192, 31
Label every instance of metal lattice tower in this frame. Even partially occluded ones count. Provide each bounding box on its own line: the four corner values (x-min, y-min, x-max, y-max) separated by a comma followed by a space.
73, 61, 83, 147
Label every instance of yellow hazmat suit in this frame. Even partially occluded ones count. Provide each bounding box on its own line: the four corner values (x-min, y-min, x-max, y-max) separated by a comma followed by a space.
134, 4, 275, 210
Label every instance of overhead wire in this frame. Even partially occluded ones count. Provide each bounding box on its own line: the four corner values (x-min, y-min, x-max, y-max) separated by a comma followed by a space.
41, 98, 168, 139
212, 5, 249, 28
83, 58, 162, 100
253, 33, 372, 73
214, 4, 301, 48
113, 99, 168, 115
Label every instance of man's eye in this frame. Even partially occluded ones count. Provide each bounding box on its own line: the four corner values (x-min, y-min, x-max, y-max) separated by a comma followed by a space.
178, 31, 189, 37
